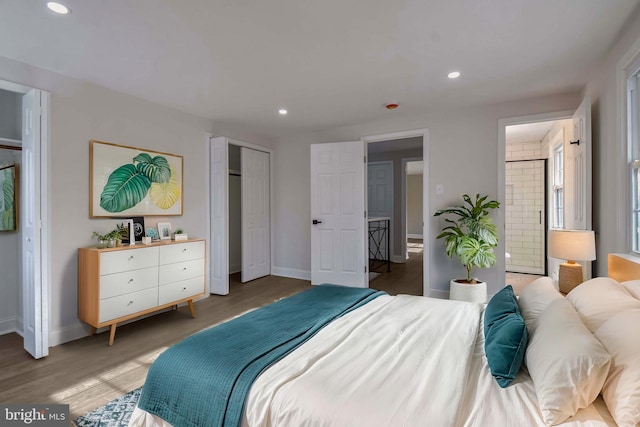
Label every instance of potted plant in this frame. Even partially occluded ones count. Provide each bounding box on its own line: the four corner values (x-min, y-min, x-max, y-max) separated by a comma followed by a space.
434, 193, 500, 302
173, 227, 188, 241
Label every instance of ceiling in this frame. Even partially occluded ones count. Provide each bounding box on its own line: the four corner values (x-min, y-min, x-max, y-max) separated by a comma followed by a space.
0, 1, 638, 141
506, 121, 555, 144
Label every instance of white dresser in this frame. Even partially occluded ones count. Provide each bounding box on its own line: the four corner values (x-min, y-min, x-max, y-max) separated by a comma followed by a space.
78, 239, 206, 345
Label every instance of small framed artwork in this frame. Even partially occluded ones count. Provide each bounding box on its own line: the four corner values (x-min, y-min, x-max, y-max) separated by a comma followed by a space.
118, 219, 134, 245
129, 216, 146, 242
157, 222, 172, 240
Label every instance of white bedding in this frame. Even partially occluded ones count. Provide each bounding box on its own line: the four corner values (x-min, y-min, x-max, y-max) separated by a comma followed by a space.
129, 294, 617, 427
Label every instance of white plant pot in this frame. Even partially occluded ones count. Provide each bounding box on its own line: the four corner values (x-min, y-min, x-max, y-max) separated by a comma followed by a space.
174, 234, 188, 241
449, 279, 487, 303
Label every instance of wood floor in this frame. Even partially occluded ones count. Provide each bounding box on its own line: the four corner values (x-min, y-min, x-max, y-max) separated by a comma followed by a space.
369, 238, 423, 296
0, 244, 423, 420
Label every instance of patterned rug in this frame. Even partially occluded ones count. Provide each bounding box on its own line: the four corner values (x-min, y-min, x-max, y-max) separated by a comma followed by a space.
74, 387, 141, 427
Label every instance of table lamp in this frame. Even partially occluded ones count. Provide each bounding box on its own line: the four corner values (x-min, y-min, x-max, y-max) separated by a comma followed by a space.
548, 229, 596, 294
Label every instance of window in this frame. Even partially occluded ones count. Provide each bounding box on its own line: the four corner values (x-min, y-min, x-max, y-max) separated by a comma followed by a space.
553, 145, 564, 228
629, 59, 640, 253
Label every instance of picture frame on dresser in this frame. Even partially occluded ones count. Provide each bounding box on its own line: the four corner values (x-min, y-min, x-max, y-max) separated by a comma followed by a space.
157, 222, 171, 240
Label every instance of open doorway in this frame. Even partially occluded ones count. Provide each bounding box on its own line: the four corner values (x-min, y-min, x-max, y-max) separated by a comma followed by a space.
366, 137, 423, 296
500, 99, 592, 295
0, 80, 50, 359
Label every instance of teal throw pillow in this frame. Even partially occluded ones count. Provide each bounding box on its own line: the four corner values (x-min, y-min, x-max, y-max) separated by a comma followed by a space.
484, 285, 528, 388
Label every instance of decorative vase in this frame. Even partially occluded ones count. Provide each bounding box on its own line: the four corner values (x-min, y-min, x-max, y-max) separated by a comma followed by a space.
449, 279, 487, 303
96, 239, 107, 249
107, 238, 116, 248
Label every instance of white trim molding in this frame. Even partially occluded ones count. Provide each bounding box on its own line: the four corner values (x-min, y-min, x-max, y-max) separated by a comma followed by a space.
272, 267, 312, 281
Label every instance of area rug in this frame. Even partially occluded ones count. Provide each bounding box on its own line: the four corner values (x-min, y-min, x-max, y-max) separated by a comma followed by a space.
74, 387, 141, 427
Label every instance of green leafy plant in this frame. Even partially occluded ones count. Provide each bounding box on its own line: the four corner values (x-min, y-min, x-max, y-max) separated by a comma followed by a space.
434, 193, 500, 283
175, 228, 184, 234
99, 153, 172, 213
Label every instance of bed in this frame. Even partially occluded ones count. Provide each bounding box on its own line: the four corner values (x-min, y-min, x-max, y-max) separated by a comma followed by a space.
129, 254, 640, 427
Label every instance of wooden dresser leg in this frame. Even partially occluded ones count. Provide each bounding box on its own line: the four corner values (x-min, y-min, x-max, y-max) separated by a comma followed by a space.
89, 326, 97, 336
108, 324, 117, 346
188, 299, 196, 318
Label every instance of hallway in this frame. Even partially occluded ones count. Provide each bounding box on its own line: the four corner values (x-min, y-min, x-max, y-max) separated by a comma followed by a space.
370, 238, 423, 296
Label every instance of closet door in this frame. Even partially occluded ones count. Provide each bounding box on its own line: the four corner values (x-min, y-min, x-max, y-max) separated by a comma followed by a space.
209, 137, 229, 295
241, 147, 270, 282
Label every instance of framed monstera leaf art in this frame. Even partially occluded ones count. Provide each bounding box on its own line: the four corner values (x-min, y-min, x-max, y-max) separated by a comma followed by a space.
90, 140, 183, 217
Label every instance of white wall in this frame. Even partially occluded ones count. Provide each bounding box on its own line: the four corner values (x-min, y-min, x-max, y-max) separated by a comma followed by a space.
0, 56, 273, 346
583, 6, 640, 276
406, 173, 423, 237
0, 89, 21, 140
272, 92, 581, 296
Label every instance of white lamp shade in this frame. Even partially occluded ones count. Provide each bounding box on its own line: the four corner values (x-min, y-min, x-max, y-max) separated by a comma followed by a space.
548, 229, 596, 261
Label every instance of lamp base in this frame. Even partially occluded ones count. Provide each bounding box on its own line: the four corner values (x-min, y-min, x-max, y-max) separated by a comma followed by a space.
558, 262, 583, 294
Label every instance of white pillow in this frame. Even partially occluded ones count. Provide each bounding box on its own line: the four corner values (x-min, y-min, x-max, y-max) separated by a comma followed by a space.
594, 309, 640, 427
517, 277, 562, 334
620, 279, 640, 299
566, 277, 640, 333
526, 298, 611, 426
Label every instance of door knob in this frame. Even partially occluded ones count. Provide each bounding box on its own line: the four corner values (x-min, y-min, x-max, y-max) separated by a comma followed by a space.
312, 219, 322, 225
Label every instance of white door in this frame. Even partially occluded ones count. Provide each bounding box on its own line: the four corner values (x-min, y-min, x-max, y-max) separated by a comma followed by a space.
241, 147, 270, 282
310, 141, 367, 287
210, 137, 229, 295
564, 97, 592, 279
565, 97, 591, 230
367, 162, 393, 260
505, 160, 545, 274
22, 89, 48, 358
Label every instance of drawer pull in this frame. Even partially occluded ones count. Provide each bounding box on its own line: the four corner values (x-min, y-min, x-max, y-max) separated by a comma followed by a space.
128, 278, 134, 284
128, 256, 134, 261
183, 267, 187, 271
183, 287, 187, 291
182, 248, 187, 252
127, 300, 134, 306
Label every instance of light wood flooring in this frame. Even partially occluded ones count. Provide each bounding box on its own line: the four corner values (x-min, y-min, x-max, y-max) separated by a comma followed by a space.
0, 244, 424, 420
0, 275, 311, 420
369, 238, 423, 296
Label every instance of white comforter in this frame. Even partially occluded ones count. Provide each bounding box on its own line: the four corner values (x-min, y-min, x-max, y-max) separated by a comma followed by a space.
130, 294, 617, 427
245, 295, 482, 427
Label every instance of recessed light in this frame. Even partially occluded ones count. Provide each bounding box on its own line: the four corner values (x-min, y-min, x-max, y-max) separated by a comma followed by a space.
47, 2, 71, 14
278, 109, 288, 115
448, 71, 461, 79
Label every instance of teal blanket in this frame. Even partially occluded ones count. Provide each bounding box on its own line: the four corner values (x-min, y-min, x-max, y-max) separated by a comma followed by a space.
137, 285, 385, 427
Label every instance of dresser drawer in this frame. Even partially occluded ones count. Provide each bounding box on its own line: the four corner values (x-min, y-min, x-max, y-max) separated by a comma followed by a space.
159, 241, 205, 265
158, 259, 204, 285
99, 287, 158, 323
100, 267, 158, 299
158, 277, 204, 306
100, 247, 159, 275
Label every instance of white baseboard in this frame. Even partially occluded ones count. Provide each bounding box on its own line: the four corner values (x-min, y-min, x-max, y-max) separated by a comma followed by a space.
391, 255, 407, 263
229, 265, 241, 274
271, 266, 311, 281
0, 316, 18, 336
407, 234, 423, 239
427, 289, 450, 299
49, 322, 89, 347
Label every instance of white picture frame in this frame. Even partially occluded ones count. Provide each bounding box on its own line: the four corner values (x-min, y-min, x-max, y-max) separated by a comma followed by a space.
157, 222, 172, 240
